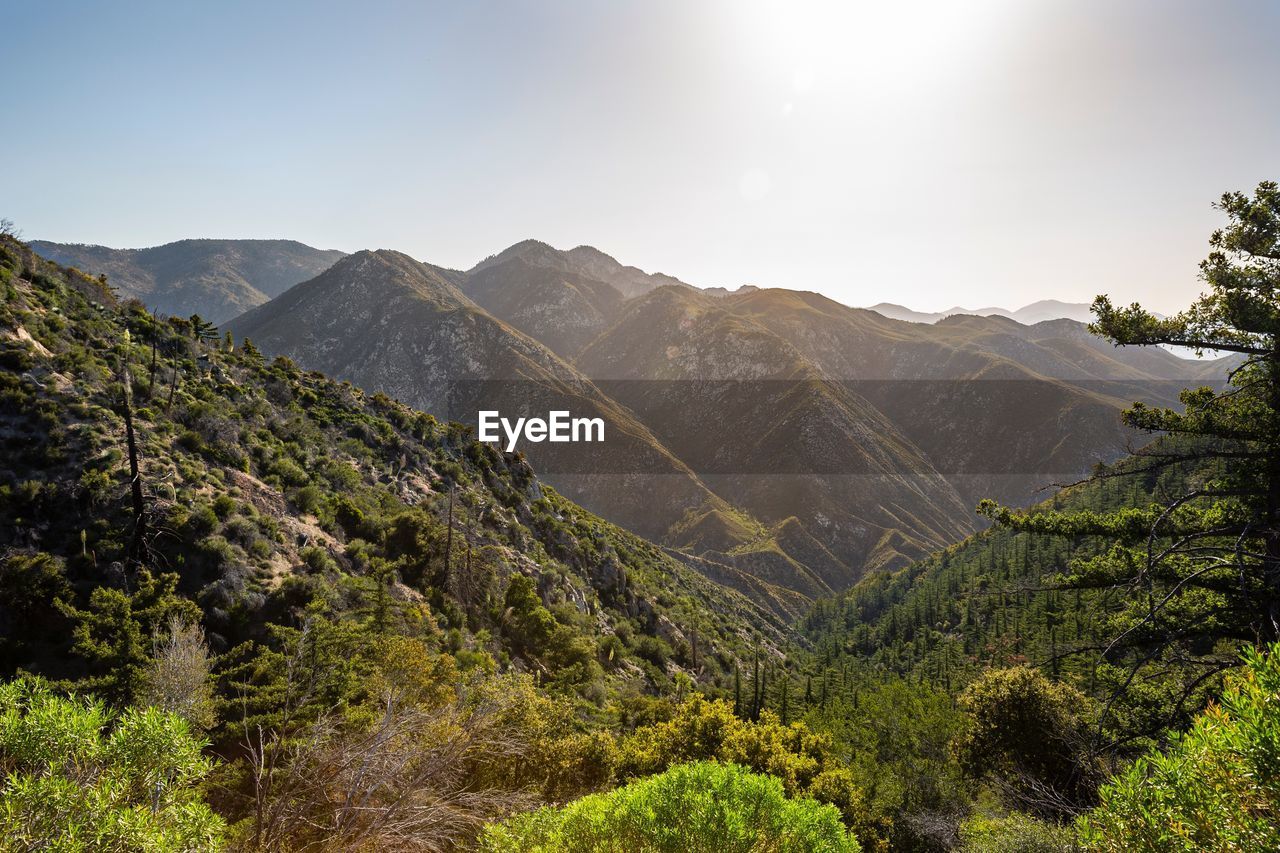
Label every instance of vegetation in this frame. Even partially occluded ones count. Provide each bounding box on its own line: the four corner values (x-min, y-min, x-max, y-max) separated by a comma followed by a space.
3, 181, 1280, 849
1078, 642, 1280, 851
0, 678, 224, 851
479, 761, 860, 853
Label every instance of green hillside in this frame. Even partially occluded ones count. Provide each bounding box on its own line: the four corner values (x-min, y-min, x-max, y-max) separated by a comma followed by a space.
799, 442, 1235, 744
0, 233, 797, 711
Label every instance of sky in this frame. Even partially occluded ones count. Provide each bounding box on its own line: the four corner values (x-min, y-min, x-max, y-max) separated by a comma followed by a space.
4, 0, 1279, 315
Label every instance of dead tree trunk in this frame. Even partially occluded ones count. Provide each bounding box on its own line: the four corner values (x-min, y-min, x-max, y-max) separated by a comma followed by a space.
121, 358, 147, 565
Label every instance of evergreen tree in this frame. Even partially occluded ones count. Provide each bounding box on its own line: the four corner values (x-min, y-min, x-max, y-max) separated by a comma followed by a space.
982, 180, 1280, 738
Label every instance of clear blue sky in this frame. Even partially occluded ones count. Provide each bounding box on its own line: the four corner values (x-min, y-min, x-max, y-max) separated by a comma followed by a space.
4, 0, 1279, 313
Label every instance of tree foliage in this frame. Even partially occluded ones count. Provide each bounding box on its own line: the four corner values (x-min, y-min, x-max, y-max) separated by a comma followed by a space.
1077, 642, 1280, 851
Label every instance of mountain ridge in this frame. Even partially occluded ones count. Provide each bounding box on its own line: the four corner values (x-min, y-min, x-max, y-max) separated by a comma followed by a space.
29, 238, 346, 324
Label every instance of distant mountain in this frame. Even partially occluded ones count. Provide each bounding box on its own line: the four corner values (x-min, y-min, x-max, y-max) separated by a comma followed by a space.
576, 284, 976, 586
226, 249, 730, 545
462, 255, 627, 359
702, 284, 761, 298
868, 299, 1096, 325
469, 239, 693, 299
715, 289, 1226, 510
52, 235, 1232, 609
28, 238, 346, 323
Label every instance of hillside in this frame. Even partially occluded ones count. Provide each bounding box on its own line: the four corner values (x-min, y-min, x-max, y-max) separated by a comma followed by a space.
29, 238, 346, 323
224, 249, 737, 547
56, 234, 1232, 608
577, 285, 976, 584
799, 438, 1230, 739
0, 235, 791, 710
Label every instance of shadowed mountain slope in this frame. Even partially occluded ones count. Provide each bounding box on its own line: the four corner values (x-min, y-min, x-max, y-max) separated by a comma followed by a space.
226, 250, 728, 543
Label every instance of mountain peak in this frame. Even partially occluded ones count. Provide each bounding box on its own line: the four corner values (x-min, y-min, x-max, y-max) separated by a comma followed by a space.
468, 239, 693, 299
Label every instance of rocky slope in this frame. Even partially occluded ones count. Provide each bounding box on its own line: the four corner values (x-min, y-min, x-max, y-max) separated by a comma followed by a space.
0, 235, 790, 695
226, 250, 729, 545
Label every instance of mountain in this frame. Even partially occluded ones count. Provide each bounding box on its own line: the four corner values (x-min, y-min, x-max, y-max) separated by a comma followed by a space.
463, 255, 627, 359
222, 240, 1232, 608
225, 249, 731, 546
28, 238, 346, 323
867, 299, 1096, 325
468, 239, 693, 299
576, 285, 976, 585
0, 234, 789, 700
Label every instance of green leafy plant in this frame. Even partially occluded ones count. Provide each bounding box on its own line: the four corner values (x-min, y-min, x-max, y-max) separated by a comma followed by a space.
1076, 643, 1280, 851
0, 678, 224, 851
480, 761, 860, 853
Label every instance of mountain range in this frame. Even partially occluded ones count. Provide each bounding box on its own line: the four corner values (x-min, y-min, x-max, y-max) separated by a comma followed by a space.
36, 236, 1236, 613
865, 299, 1097, 325
28, 238, 346, 323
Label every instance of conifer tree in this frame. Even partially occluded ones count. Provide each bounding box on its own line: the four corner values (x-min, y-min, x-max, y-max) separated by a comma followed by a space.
981, 180, 1280, 738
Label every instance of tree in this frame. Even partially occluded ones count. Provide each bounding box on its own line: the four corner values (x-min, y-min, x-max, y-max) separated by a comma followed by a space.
138, 616, 216, 730
980, 180, 1280, 742
953, 666, 1101, 819
59, 570, 201, 705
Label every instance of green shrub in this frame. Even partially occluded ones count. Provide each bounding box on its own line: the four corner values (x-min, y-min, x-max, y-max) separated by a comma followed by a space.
211, 494, 237, 520
480, 761, 859, 852
1076, 643, 1280, 851
270, 456, 309, 487
292, 484, 326, 515
0, 678, 224, 851
299, 545, 336, 574
960, 812, 1077, 852
954, 666, 1099, 817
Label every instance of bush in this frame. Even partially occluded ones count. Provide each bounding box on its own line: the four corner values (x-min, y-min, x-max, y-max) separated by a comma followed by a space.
954, 666, 1099, 818
1076, 643, 1280, 851
292, 484, 326, 516
299, 545, 337, 574
616, 696, 882, 846
480, 761, 859, 852
960, 812, 1077, 852
0, 678, 224, 851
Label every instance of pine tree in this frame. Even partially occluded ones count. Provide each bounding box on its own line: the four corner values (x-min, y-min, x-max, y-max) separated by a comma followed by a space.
982, 180, 1280, 737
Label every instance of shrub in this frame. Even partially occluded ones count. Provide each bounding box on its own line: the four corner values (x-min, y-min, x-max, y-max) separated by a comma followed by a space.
300, 545, 337, 574
481, 761, 859, 852
0, 678, 224, 851
960, 812, 1077, 852
292, 484, 327, 516
211, 494, 237, 520
617, 696, 882, 846
954, 666, 1099, 818
1076, 643, 1280, 851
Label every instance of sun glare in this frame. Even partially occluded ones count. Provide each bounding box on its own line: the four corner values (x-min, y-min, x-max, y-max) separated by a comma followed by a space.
732, 0, 1017, 97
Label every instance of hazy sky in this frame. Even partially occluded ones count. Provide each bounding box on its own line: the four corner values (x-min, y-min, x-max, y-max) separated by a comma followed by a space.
5, 0, 1279, 314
